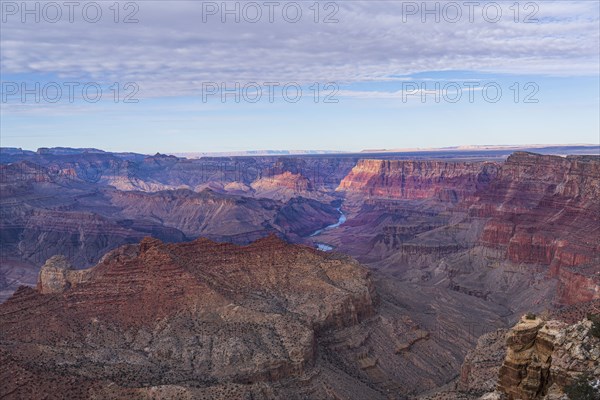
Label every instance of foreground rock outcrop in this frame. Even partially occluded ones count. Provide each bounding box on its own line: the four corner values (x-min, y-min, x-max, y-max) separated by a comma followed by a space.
1, 235, 516, 399
441, 314, 600, 400
8, 233, 503, 399
422, 314, 600, 400
497, 316, 600, 399
0, 236, 379, 399
497, 317, 555, 399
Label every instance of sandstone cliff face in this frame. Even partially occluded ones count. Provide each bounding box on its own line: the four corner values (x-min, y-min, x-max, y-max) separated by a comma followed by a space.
36, 255, 92, 294
497, 317, 555, 399
436, 316, 600, 400
251, 171, 312, 191
337, 159, 499, 201
496, 316, 600, 400
251, 171, 314, 200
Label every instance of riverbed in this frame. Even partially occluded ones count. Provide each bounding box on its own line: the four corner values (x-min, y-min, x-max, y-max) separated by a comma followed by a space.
310, 207, 346, 251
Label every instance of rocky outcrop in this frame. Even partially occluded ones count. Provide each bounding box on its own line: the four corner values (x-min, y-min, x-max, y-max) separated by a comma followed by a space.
497, 317, 554, 399
249, 175, 320, 202
546, 319, 600, 392
337, 159, 499, 201
445, 316, 600, 400
36, 255, 92, 294
495, 316, 600, 399
0, 235, 512, 399
251, 171, 312, 192
0, 236, 381, 399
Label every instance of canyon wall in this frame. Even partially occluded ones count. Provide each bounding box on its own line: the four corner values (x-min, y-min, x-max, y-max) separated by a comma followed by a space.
474, 153, 600, 304
477, 152, 600, 268
332, 153, 599, 308
2, 151, 598, 308
0, 159, 345, 302
0, 151, 357, 194
337, 159, 500, 201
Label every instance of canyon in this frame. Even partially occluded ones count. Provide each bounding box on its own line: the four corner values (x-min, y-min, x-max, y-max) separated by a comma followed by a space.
0, 146, 599, 398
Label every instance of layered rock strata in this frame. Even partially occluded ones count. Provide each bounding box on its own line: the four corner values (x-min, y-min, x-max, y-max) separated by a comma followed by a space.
337, 159, 500, 201
497, 316, 600, 399
0, 236, 380, 398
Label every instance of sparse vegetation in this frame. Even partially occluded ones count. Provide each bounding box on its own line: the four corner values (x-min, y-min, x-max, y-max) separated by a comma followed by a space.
525, 312, 537, 320
587, 314, 600, 339
564, 374, 600, 400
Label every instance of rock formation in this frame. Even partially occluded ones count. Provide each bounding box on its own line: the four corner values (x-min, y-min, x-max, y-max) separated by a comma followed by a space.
443, 315, 600, 400
0, 164, 343, 302
0, 236, 380, 398
423, 314, 600, 400
1, 148, 599, 398
251, 171, 313, 199
0, 235, 513, 399
498, 316, 600, 399
497, 316, 555, 399
337, 159, 500, 201
477, 153, 600, 269
37, 255, 92, 294
474, 153, 600, 305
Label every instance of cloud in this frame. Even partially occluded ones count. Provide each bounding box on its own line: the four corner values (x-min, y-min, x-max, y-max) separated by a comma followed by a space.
1, 0, 598, 101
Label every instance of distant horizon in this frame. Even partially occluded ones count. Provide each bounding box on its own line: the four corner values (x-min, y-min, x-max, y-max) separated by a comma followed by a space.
2, 143, 598, 157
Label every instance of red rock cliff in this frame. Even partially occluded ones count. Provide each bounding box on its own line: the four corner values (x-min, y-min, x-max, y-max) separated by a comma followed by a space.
0, 236, 376, 398
475, 152, 600, 304
337, 159, 499, 202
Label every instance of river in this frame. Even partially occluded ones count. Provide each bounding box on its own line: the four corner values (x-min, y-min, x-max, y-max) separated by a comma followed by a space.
310, 207, 346, 251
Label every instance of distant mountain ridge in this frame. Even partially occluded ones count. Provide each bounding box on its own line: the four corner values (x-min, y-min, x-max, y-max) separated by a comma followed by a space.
2, 144, 598, 160
361, 144, 599, 154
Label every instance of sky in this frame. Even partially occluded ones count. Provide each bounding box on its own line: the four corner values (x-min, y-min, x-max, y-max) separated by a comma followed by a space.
1, 0, 599, 153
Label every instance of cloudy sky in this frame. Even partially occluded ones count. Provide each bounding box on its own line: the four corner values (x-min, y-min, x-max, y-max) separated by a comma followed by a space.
1, 0, 599, 153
